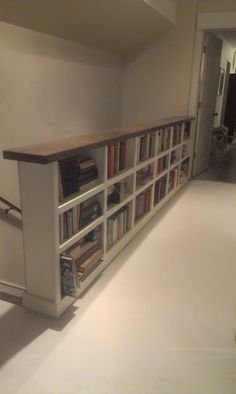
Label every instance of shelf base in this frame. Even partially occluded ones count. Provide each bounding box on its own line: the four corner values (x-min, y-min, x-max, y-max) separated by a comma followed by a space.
22, 292, 74, 318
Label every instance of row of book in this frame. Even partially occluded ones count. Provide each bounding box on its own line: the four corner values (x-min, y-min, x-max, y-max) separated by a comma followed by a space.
172, 124, 183, 146
107, 205, 130, 249
61, 227, 103, 296
108, 141, 127, 178
136, 165, 153, 187
157, 155, 168, 175
157, 128, 171, 154
154, 176, 167, 205
168, 168, 179, 192
135, 188, 151, 221
107, 179, 129, 208
59, 196, 102, 244
138, 133, 155, 162
59, 155, 98, 200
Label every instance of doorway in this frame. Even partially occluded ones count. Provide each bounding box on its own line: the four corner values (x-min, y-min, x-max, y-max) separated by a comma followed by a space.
191, 26, 236, 184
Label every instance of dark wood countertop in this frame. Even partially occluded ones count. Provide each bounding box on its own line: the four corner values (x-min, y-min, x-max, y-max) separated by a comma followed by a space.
3, 116, 194, 164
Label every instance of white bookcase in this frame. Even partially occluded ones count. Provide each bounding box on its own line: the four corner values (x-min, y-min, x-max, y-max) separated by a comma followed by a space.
4, 117, 194, 317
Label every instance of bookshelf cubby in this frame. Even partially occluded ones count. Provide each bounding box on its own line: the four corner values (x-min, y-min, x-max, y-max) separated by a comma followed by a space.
3, 116, 194, 317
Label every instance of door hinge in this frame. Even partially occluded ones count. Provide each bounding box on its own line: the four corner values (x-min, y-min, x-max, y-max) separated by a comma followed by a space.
198, 102, 202, 109
203, 45, 207, 53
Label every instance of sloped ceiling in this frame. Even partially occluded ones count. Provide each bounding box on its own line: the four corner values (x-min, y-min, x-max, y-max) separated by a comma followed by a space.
0, 0, 175, 57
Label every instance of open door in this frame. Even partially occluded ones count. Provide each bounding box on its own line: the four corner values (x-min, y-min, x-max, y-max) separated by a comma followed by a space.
192, 32, 222, 176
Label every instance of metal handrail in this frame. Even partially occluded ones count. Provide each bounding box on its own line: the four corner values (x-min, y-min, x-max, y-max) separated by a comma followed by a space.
0, 196, 22, 214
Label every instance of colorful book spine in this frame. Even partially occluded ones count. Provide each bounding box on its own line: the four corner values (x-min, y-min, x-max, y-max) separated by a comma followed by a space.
107, 205, 130, 249
108, 141, 127, 178
135, 188, 151, 221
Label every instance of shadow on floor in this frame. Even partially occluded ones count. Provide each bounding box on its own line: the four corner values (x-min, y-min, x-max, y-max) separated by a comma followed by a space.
0, 302, 79, 368
0, 182, 191, 370
196, 143, 236, 184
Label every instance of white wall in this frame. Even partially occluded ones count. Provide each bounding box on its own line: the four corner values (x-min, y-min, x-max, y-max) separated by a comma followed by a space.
121, 0, 198, 127
198, 0, 236, 13
0, 22, 122, 286
214, 40, 235, 127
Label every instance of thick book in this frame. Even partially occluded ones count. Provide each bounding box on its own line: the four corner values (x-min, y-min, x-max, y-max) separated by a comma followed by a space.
78, 173, 98, 188
78, 249, 103, 274
77, 168, 98, 183
76, 242, 102, 269
68, 239, 98, 262
79, 159, 96, 171
60, 255, 78, 297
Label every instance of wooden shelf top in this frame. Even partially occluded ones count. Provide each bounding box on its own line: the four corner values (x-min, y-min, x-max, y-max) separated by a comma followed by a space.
3, 116, 194, 164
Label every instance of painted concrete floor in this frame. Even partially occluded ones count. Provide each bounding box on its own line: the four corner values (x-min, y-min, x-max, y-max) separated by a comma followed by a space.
1, 180, 236, 394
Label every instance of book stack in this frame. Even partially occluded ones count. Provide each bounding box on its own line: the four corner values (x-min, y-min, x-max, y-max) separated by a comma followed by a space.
136, 165, 152, 186
59, 155, 98, 201
157, 155, 168, 174
138, 133, 155, 162
77, 157, 98, 192
135, 188, 151, 221
59, 205, 80, 244
107, 205, 130, 249
172, 124, 182, 146
157, 128, 171, 154
107, 180, 128, 207
108, 140, 127, 178
168, 168, 179, 192
60, 227, 103, 295
154, 176, 167, 204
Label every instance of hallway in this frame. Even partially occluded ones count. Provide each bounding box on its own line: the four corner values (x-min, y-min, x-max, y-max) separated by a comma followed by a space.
1, 180, 236, 394
196, 143, 236, 183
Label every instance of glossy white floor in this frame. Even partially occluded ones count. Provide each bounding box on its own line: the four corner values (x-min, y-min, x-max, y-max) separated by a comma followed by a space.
1, 180, 236, 394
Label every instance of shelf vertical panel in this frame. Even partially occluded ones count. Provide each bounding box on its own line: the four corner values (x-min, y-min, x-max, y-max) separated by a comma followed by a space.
18, 161, 60, 304
187, 120, 195, 178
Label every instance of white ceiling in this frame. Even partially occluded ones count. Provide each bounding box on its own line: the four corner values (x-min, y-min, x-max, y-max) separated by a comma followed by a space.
215, 30, 236, 49
0, 0, 175, 58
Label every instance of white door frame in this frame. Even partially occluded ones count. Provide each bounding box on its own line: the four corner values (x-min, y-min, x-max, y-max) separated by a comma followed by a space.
188, 12, 236, 174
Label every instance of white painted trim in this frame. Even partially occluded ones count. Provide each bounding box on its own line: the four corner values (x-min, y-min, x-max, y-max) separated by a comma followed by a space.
198, 12, 236, 30
0, 280, 25, 291
22, 292, 74, 318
